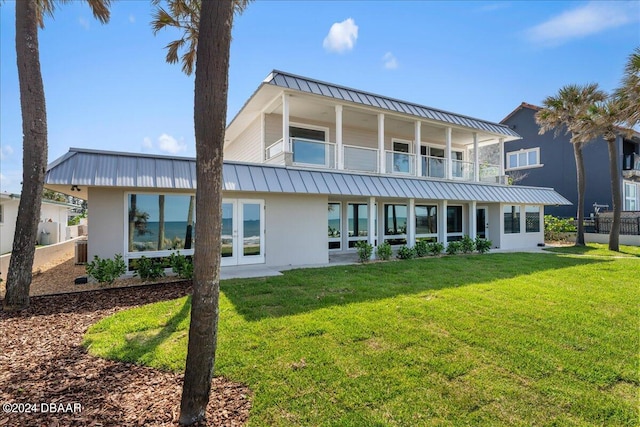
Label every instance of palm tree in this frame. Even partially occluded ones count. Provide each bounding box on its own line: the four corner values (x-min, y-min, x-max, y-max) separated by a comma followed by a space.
535, 84, 607, 246
3, 0, 111, 312
615, 47, 640, 129
151, 0, 250, 424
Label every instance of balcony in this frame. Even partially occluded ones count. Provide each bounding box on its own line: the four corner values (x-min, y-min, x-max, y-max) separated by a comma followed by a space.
265, 138, 500, 183
623, 153, 640, 179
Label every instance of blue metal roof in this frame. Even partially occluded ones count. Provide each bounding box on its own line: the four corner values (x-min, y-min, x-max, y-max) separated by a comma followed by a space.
265, 70, 521, 139
45, 148, 571, 205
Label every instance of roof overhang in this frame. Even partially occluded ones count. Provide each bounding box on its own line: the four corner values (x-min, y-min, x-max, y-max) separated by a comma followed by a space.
46, 148, 571, 206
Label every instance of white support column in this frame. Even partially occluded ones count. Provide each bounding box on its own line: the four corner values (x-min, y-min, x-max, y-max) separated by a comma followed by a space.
378, 113, 385, 174
335, 105, 343, 170
473, 132, 479, 182
282, 93, 290, 152
414, 121, 422, 177
439, 200, 448, 245
407, 198, 416, 247
260, 112, 266, 162
499, 138, 505, 180
368, 197, 376, 259
469, 201, 477, 238
445, 127, 452, 180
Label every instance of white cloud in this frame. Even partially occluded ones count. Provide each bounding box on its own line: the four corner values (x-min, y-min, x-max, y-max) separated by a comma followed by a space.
323, 18, 358, 53
141, 134, 187, 154
142, 137, 153, 151
78, 16, 90, 30
129, 14, 135, 24
0, 145, 14, 160
382, 52, 398, 70
158, 134, 186, 154
526, 1, 638, 46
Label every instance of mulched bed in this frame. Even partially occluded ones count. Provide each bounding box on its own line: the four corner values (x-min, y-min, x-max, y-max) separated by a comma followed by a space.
0, 281, 251, 426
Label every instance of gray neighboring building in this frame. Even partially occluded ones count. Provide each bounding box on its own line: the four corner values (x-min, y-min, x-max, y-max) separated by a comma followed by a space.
501, 102, 640, 219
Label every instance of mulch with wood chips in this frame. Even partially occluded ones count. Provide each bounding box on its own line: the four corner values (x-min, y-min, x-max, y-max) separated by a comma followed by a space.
0, 281, 251, 426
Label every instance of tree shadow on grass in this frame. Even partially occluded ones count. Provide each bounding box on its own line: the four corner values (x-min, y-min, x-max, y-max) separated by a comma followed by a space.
544, 245, 640, 257
221, 252, 610, 322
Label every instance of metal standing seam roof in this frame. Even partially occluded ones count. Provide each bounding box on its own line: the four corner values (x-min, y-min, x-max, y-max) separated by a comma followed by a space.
265, 70, 521, 139
45, 148, 571, 206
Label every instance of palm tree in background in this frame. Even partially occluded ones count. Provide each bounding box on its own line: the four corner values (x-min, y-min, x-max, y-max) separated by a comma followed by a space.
3, 0, 111, 312
535, 84, 607, 246
615, 47, 640, 129
150, 0, 250, 424
576, 99, 623, 251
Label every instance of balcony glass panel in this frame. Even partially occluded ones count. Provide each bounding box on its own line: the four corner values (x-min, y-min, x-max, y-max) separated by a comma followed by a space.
422, 156, 446, 178
292, 138, 334, 167
344, 145, 378, 173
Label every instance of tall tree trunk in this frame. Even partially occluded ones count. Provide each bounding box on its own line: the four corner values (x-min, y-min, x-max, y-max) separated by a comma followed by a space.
128, 194, 137, 251
573, 142, 586, 246
158, 195, 165, 250
185, 195, 194, 249
607, 138, 621, 251
179, 0, 234, 424
3, 0, 47, 312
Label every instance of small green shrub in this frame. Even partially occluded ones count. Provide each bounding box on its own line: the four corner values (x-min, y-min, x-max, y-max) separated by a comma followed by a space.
460, 235, 475, 254
475, 237, 492, 254
427, 241, 445, 256
170, 252, 194, 279
397, 245, 416, 260
376, 242, 392, 261
134, 256, 166, 281
544, 215, 576, 241
355, 241, 373, 263
414, 240, 429, 257
86, 254, 126, 285
445, 241, 461, 255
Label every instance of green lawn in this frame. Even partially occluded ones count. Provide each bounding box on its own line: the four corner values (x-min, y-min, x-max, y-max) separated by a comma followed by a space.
84, 253, 640, 426
544, 242, 640, 257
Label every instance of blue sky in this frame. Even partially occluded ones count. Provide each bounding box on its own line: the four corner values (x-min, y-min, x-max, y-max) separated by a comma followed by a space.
0, 0, 638, 194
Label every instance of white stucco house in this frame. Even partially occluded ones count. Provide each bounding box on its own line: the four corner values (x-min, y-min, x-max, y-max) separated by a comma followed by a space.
43, 71, 570, 270
0, 193, 76, 254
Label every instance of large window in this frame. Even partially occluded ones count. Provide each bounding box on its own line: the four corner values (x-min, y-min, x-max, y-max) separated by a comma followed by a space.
328, 202, 341, 250
625, 182, 638, 211
347, 203, 376, 248
507, 148, 540, 170
384, 204, 407, 245
416, 205, 437, 241
127, 194, 195, 253
447, 205, 463, 241
525, 206, 540, 233
504, 205, 521, 234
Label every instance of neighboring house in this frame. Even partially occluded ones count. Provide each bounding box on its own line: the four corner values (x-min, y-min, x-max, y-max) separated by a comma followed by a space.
0, 193, 76, 254
43, 71, 570, 270
501, 102, 640, 218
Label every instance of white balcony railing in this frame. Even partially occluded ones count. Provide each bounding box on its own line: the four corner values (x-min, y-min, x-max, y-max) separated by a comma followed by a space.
265, 138, 498, 184
343, 145, 379, 173
291, 138, 336, 168
385, 150, 416, 175
421, 155, 446, 179
479, 163, 501, 182
452, 159, 474, 180
265, 138, 284, 160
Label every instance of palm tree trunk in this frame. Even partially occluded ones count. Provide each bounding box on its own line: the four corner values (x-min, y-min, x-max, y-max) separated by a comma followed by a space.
3, 0, 47, 312
606, 138, 621, 251
128, 194, 137, 251
573, 142, 586, 246
179, 0, 234, 424
157, 195, 165, 250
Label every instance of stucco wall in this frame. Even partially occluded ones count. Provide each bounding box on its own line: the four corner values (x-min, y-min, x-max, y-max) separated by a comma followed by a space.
0, 199, 19, 254
88, 187, 125, 260
499, 204, 545, 250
